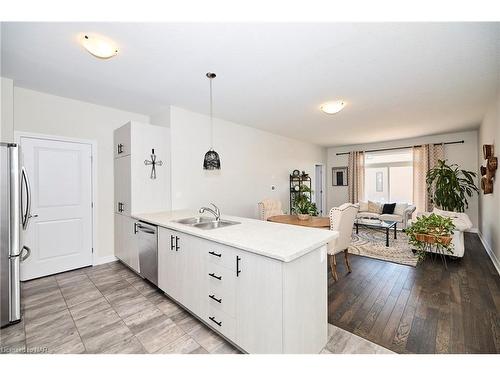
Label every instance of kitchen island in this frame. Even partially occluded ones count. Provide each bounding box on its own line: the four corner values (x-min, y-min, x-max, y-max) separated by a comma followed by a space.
132, 210, 338, 354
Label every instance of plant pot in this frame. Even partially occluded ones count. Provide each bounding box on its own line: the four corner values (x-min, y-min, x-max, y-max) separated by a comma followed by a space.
415, 233, 452, 245
297, 214, 310, 221
436, 235, 453, 246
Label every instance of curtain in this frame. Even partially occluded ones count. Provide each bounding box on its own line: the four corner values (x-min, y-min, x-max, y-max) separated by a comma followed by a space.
348, 151, 365, 203
412, 143, 444, 214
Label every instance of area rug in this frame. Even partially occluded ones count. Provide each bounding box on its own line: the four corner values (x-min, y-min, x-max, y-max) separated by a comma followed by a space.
348, 228, 418, 267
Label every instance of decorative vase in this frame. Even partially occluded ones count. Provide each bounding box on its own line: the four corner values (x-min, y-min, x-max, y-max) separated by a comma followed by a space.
297, 214, 310, 221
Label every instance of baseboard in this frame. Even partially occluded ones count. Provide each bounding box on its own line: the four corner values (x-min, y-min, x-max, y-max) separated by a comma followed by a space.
477, 231, 500, 276
93, 255, 118, 266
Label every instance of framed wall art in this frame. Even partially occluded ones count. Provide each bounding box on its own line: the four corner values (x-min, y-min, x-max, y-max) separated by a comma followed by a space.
332, 167, 348, 186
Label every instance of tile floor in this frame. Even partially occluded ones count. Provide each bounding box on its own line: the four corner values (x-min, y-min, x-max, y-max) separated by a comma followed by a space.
0, 261, 394, 354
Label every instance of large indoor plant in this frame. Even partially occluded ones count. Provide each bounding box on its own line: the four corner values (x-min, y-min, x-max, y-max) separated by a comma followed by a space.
405, 213, 455, 262
426, 159, 479, 212
292, 185, 318, 220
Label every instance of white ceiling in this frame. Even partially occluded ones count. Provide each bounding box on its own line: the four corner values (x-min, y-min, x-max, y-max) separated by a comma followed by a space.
1, 22, 499, 146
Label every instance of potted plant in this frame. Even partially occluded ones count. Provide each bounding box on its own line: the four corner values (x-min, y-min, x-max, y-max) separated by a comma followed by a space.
426, 159, 479, 212
292, 185, 318, 220
405, 213, 455, 262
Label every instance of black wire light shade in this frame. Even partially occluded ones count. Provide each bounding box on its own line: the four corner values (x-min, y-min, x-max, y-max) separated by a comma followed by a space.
203, 72, 221, 170
203, 149, 221, 170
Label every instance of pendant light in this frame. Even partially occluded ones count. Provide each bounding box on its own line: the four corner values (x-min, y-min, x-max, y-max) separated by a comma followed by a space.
203, 72, 221, 170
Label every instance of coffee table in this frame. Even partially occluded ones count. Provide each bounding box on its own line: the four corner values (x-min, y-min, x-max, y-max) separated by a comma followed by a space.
355, 218, 397, 247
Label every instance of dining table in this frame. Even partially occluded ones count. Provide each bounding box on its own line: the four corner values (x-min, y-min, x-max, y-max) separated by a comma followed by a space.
267, 214, 330, 228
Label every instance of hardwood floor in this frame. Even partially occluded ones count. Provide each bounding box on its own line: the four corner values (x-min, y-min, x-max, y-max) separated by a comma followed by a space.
328, 232, 500, 354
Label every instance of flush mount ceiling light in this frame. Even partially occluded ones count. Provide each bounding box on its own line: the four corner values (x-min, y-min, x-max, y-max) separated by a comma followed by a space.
320, 100, 346, 115
81, 34, 118, 59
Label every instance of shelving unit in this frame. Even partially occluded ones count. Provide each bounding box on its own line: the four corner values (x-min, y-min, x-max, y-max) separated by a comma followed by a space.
289, 172, 312, 213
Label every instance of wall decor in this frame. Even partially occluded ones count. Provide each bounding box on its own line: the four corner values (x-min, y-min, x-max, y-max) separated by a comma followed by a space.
332, 167, 348, 186
480, 144, 497, 194
144, 148, 163, 179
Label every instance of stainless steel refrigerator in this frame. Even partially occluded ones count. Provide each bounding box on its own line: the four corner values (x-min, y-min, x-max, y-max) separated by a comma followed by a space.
1, 142, 32, 328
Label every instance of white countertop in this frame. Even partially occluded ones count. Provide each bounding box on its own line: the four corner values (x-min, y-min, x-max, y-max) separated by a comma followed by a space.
132, 210, 338, 263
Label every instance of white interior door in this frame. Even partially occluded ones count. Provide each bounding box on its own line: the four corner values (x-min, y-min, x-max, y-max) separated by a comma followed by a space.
20, 136, 93, 281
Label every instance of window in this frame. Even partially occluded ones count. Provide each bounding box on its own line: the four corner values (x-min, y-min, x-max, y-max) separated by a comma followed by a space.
364, 149, 413, 204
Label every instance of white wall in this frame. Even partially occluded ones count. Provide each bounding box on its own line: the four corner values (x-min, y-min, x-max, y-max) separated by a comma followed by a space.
12, 87, 150, 262
170, 106, 326, 218
478, 91, 500, 273
1, 77, 14, 142
150, 106, 171, 127
326, 130, 480, 228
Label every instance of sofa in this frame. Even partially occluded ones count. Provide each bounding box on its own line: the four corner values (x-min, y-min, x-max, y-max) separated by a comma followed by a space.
414, 208, 473, 258
357, 200, 416, 229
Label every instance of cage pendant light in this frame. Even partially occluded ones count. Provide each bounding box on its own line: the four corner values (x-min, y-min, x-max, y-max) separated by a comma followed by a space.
203, 72, 221, 170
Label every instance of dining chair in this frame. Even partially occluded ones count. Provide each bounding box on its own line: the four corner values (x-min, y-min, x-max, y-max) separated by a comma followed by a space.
328, 203, 359, 281
258, 199, 284, 221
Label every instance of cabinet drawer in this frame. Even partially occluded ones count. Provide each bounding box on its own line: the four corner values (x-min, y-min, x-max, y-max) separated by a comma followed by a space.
206, 305, 236, 341
207, 281, 236, 317
206, 263, 234, 287
206, 263, 236, 316
205, 243, 238, 271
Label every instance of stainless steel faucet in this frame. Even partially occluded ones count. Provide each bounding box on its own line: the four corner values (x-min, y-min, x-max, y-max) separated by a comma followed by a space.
199, 203, 221, 221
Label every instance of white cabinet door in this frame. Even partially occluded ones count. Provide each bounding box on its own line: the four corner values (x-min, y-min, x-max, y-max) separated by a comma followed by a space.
113, 122, 131, 158
176, 234, 206, 317
114, 156, 131, 215
235, 250, 283, 354
114, 215, 139, 272
158, 227, 179, 300
114, 214, 127, 264
123, 216, 140, 272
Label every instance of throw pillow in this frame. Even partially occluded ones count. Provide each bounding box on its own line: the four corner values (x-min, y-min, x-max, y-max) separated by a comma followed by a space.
393, 203, 408, 216
359, 201, 369, 212
382, 203, 396, 214
368, 200, 381, 214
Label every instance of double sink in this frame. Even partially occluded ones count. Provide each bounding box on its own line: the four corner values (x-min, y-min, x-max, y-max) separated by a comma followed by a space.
172, 216, 240, 230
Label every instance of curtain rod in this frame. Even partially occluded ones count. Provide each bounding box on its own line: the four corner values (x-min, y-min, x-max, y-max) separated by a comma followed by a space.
335, 140, 464, 156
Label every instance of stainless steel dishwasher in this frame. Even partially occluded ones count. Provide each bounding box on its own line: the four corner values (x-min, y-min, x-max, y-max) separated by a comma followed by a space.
135, 221, 158, 286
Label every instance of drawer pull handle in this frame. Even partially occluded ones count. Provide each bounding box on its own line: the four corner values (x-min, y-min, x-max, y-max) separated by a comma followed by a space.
209, 294, 222, 303
209, 316, 222, 327
209, 251, 222, 258
117, 143, 124, 154
209, 272, 222, 280
175, 236, 180, 251
170, 235, 175, 251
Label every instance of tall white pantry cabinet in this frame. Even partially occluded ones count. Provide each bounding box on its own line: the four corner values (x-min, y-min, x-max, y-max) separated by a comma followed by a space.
113, 121, 171, 271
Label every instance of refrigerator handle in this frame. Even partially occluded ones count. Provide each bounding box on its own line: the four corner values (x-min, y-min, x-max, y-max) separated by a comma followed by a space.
20, 246, 31, 262
21, 167, 32, 230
